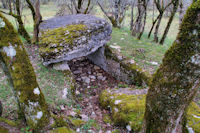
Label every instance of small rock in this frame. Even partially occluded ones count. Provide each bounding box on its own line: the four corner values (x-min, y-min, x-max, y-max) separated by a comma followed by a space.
97, 76, 104, 80
88, 71, 92, 74
69, 111, 77, 117
106, 131, 111, 133
62, 88, 68, 99
120, 38, 125, 40
81, 76, 90, 84
149, 61, 159, 65
80, 114, 89, 121
94, 66, 100, 70
76, 90, 80, 95
97, 73, 102, 76
126, 125, 132, 131
76, 78, 81, 81
60, 105, 65, 110
73, 70, 82, 74
89, 75, 96, 80
76, 128, 80, 132
114, 100, 122, 105
102, 77, 106, 81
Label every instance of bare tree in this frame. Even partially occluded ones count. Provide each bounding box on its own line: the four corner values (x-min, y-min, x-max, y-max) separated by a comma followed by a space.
0, 0, 31, 43
148, 0, 173, 42
98, 0, 130, 28
26, 0, 42, 43
131, 0, 149, 39
142, 1, 200, 132
56, 0, 95, 16
159, 0, 179, 45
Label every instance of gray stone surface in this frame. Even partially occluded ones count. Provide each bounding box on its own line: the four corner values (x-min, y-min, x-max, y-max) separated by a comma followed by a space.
39, 14, 112, 68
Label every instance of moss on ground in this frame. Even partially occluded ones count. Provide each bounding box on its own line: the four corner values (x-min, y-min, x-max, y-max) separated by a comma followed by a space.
0, 126, 8, 133
100, 89, 200, 132
50, 127, 74, 133
0, 117, 18, 127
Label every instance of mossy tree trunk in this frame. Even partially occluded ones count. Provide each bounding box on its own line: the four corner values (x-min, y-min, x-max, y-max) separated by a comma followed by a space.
0, 0, 31, 43
142, 1, 200, 132
0, 13, 50, 131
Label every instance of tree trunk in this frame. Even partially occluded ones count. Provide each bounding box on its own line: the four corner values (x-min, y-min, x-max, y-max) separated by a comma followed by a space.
138, 5, 147, 40
33, 0, 42, 43
130, 1, 135, 30
17, 16, 31, 44
132, 1, 144, 36
159, 0, 179, 45
148, 14, 159, 38
0, 101, 2, 116
153, 13, 163, 43
142, 1, 200, 132
1, 0, 8, 9
179, 0, 184, 24
114, 0, 120, 28
15, 0, 31, 43
0, 13, 50, 131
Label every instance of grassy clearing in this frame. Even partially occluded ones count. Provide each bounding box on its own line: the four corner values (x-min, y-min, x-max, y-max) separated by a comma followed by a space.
109, 28, 169, 73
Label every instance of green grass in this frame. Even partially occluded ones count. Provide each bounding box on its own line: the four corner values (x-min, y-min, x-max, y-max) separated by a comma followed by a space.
109, 28, 170, 73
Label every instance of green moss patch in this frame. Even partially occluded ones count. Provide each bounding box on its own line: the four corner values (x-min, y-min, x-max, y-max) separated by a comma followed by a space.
100, 89, 200, 132
187, 102, 200, 132
39, 24, 87, 56
50, 127, 74, 133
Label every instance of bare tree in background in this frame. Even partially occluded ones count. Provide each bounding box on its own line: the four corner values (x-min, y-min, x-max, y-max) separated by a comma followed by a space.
56, 0, 95, 15
98, 0, 130, 28
0, 0, 42, 43
0, 0, 31, 43
26, 0, 42, 43
148, 0, 173, 43
131, 0, 149, 39
0, 0, 9, 9
159, 0, 179, 45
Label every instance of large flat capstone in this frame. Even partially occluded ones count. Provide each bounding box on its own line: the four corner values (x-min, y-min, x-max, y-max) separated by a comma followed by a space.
39, 14, 112, 70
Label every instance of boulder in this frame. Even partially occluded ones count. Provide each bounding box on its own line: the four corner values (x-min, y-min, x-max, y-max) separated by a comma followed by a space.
100, 88, 200, 132
39, 14, 112, 71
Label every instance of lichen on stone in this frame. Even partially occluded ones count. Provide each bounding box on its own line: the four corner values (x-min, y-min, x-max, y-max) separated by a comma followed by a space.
0, 18, 5, 28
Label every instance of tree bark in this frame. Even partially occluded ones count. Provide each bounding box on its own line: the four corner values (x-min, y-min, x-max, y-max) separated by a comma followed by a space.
160, 0, 179, 45
15, 0, 31, 43
0, 13, 50, 131
153, 13, 163, 43
34, 0, 42, 43
142, 1, 200, 132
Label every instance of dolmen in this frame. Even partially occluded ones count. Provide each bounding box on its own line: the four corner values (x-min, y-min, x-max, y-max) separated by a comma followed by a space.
39, 14, 150, 86
39, 14, 112, 71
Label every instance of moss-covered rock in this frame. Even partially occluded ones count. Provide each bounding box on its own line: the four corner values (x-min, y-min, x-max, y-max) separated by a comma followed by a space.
99, 89, 200, 132
0, 13, 50, 131
105, 46, 151, 86
0, 126, 9, 133
39, 14, 112, 66
50, 127, 74, 133
0, 117, 20, 133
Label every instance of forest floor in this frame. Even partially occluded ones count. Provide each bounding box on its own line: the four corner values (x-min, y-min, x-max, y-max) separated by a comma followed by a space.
0, 27, 200, 132
0, 3, 200, 131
